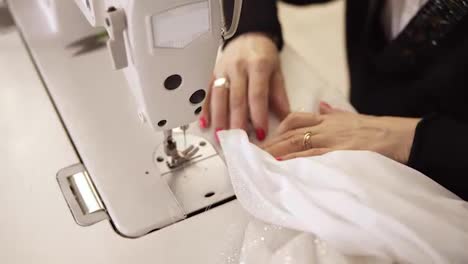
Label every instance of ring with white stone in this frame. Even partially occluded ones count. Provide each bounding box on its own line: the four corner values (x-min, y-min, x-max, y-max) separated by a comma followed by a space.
213, 77, 230, 89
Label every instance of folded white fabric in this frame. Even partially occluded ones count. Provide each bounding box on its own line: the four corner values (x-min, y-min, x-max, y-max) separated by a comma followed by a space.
218, 130, 468, 264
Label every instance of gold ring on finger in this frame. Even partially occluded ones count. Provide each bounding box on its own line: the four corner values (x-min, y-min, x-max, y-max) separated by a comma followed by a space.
303, 131, 313, 150
213, 77, 230, 89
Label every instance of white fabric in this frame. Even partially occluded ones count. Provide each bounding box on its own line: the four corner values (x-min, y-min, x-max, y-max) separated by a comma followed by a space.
383, 0, 429, 39
218, 130, 468, 264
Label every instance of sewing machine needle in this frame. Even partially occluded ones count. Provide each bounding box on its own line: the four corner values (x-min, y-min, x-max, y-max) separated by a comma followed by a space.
180, 124, 189, 148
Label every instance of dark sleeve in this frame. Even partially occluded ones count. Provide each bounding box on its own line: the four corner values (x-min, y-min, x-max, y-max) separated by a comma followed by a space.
408, 114, 468, 200
222, 0, 332, 50
223, 0, 284, 50
283, 0, 332, 4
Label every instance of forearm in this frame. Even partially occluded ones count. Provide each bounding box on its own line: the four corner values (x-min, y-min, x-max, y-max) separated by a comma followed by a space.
408, 114, 468, 200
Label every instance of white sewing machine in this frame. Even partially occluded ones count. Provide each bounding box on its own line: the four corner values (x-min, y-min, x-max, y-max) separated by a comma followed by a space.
2, 0, 349, 262
33, 0, 244, 238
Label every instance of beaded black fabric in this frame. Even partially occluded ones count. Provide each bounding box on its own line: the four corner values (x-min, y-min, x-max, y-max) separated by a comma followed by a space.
377, 0, 468, 72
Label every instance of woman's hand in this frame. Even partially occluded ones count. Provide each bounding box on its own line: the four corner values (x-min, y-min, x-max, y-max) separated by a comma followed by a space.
200, 33, 290, 141
263, 102, 421, 164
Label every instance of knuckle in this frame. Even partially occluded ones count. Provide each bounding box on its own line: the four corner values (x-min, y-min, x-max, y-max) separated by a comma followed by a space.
250, 57, 272, 73
284, 130, 295, 139
310, 113, 323, 124
284, 113, 300, 126
289, 135, 301, 147
289, 133, 301, 147
233, 58, 246, 71
230, 95, 246, 109
277, 130, 292, 142
250, 88, 268, 101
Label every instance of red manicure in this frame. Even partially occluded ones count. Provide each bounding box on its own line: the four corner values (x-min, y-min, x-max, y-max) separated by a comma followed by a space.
256, 128, 266, 141
276, 157, 283, 161
199, 117, 208, 129
320, 101, 332, 109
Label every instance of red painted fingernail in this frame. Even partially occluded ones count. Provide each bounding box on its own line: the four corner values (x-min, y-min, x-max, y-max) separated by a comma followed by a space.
256, 128, 266, 141
320, 101, 332, 109
199, 117, 207, 129
276, 157, 283, 161
215, 128, 223, 143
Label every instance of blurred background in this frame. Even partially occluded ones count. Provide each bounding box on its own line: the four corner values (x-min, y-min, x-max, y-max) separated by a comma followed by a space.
279, 0, 349, 96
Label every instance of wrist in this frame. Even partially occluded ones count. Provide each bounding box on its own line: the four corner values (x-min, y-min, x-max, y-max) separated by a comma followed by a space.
380, 116, 421, 164
223, 31, 281, 51
251, 32, 282, 51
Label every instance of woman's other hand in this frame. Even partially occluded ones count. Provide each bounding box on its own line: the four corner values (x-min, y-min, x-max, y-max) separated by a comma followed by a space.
200, 33, 290, 141
264, 102, 420, 164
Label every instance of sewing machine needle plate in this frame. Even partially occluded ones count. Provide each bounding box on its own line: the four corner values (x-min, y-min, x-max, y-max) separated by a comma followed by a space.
154, 133, 234, 214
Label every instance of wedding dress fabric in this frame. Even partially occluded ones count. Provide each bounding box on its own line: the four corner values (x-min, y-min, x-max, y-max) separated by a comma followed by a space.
218, 130, 468, 264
